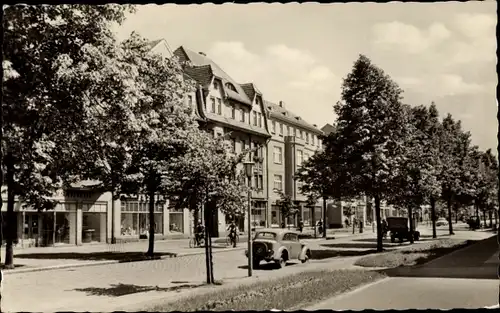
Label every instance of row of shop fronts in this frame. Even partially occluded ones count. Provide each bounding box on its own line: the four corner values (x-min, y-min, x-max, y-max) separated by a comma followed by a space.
1, 186, 396, 248
0, 189, 194, 248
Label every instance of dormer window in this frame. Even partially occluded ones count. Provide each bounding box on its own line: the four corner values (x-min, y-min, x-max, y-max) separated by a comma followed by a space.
213, 81, 219, 90
256, 98, 260, 105
225, 83, 237, 92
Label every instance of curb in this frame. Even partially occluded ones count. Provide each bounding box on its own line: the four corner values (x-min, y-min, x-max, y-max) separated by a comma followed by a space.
3, 246, 246, 275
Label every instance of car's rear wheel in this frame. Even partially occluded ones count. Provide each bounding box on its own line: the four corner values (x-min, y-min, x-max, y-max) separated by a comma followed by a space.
301, 250, 311, 263
276, 254, 286, 269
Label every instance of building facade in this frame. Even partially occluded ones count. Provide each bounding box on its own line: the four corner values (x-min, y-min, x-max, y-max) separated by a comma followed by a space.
264, 100, 324, 228
174, 46, 272, 237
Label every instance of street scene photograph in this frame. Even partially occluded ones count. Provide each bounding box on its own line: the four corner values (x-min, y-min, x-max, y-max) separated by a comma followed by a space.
1, 1, 498, 311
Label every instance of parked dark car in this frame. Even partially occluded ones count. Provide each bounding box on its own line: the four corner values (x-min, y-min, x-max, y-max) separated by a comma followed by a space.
387, 217, 420, 243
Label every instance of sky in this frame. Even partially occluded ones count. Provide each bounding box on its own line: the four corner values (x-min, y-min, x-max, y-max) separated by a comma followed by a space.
113, 2, 497, 152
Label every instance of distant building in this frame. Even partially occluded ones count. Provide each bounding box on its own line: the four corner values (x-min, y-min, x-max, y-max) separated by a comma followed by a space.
264, 100, 323, 228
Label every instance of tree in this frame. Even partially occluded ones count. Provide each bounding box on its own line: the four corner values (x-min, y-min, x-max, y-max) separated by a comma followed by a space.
389, 104, 442, 243
439, 114, 472, 235
274, 189, 299, 228
329, 55, 408, 252
2, 4, 134, 267
295, 138, 353, 238
118, 33, 201, 257
169, 131, 250, 284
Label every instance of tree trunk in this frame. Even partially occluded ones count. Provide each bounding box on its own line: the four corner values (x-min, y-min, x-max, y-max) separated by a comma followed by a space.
322, 197, 327, 238
312, 204, 316, 238
4, 152, 15, 268
483, 208, 487, 228
146, 188, 156, 257
454, 204, 459, 224
430, 197, 437, 238
408, 205, 414, 244
208, 210, 214, 284
110, 188, 116, 244
374, 194, 383, 252
447, 196, 454, 235
489, 210, 492, 228
475, 201, 480, 223
203, 202, 212, 284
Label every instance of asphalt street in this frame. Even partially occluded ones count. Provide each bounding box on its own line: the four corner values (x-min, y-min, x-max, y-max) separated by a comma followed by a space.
306, 235, 499, 310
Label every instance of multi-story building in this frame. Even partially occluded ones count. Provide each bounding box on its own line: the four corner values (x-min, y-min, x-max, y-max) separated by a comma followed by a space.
265, 100, 324, 228
173, 46, 272, 237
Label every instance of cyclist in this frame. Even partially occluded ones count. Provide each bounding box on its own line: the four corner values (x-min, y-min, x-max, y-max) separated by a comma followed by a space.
195, 219, 205, 246
227, 220, 238, 248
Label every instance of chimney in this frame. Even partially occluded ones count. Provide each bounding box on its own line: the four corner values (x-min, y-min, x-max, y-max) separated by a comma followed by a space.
199, 52, 206, 56
279, 101, 285, 108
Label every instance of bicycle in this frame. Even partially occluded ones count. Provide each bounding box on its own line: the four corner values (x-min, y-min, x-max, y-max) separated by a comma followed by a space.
189, 236, 205, 248
226, 233, 239, 247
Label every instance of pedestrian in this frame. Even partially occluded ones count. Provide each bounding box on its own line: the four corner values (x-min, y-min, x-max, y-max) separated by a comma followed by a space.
298, 220, 304, 233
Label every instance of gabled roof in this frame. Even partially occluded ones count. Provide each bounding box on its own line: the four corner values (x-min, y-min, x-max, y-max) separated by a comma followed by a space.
240, 83, 262, 101
173, 46, 253, 106
321, 123, 336, 135
147, 39, 164, 49
264, 100, 322, 134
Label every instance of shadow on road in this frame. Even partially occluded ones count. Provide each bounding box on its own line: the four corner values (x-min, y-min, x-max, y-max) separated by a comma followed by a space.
351, 235, 436, 244
378, 237, 497, 280
72, 283, 204, 297
238, 262, 299, 271
15, 252, 176, 262
320, 242, 401, 249
310, 249, 384, 259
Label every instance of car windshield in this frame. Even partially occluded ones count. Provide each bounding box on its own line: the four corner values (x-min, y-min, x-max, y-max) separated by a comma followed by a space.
254, 232, 277, 240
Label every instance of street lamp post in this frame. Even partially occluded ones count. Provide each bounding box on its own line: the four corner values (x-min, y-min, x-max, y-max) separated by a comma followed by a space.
243, 161, 254, 277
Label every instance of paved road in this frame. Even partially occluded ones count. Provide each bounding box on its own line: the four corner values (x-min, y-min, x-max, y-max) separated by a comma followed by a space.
307, 235, 499, 310
2, 233, 374, 312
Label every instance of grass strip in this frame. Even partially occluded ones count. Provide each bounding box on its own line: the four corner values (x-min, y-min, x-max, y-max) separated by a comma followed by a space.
354, 238, 471, 268
147, 269, 385, 311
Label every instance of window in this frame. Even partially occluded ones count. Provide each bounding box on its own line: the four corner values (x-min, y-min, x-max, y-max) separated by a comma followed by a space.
273, 174, 283, 191
279, 123, 283, 137
210, 97, 216, 113
254, 175, 259, 189
286, 126, 290, 136
225, 83, 237, 92
312, 135, 315, 146
271, 121, 276, 134
187, 95, 193, 106
213, 81, 218, 90
240, 109, 245, 122
231, 104, 236, 119
299, 130, 303, 139
273, 146, 282, 164
304, 153, 310, 162
293, 128, 297, 136
217, 98, 222, 115
297, 150, 303, 166
253, 111, 258, 126
258, 112, 262, 127
259, 175, 263, 190
120, 201, 163, 236
256, 98, 260, 105
247, 112, 251, 125
306, 133, 309, 144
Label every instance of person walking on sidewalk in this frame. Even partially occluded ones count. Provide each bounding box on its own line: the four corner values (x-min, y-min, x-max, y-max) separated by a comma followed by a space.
226, 220, 238, 248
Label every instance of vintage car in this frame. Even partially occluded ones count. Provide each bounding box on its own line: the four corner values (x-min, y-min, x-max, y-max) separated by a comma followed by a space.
387, 217, 420, 243
244, 228, 311, 269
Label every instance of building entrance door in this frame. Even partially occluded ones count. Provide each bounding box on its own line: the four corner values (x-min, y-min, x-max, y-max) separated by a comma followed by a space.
23, 213, 40, 247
